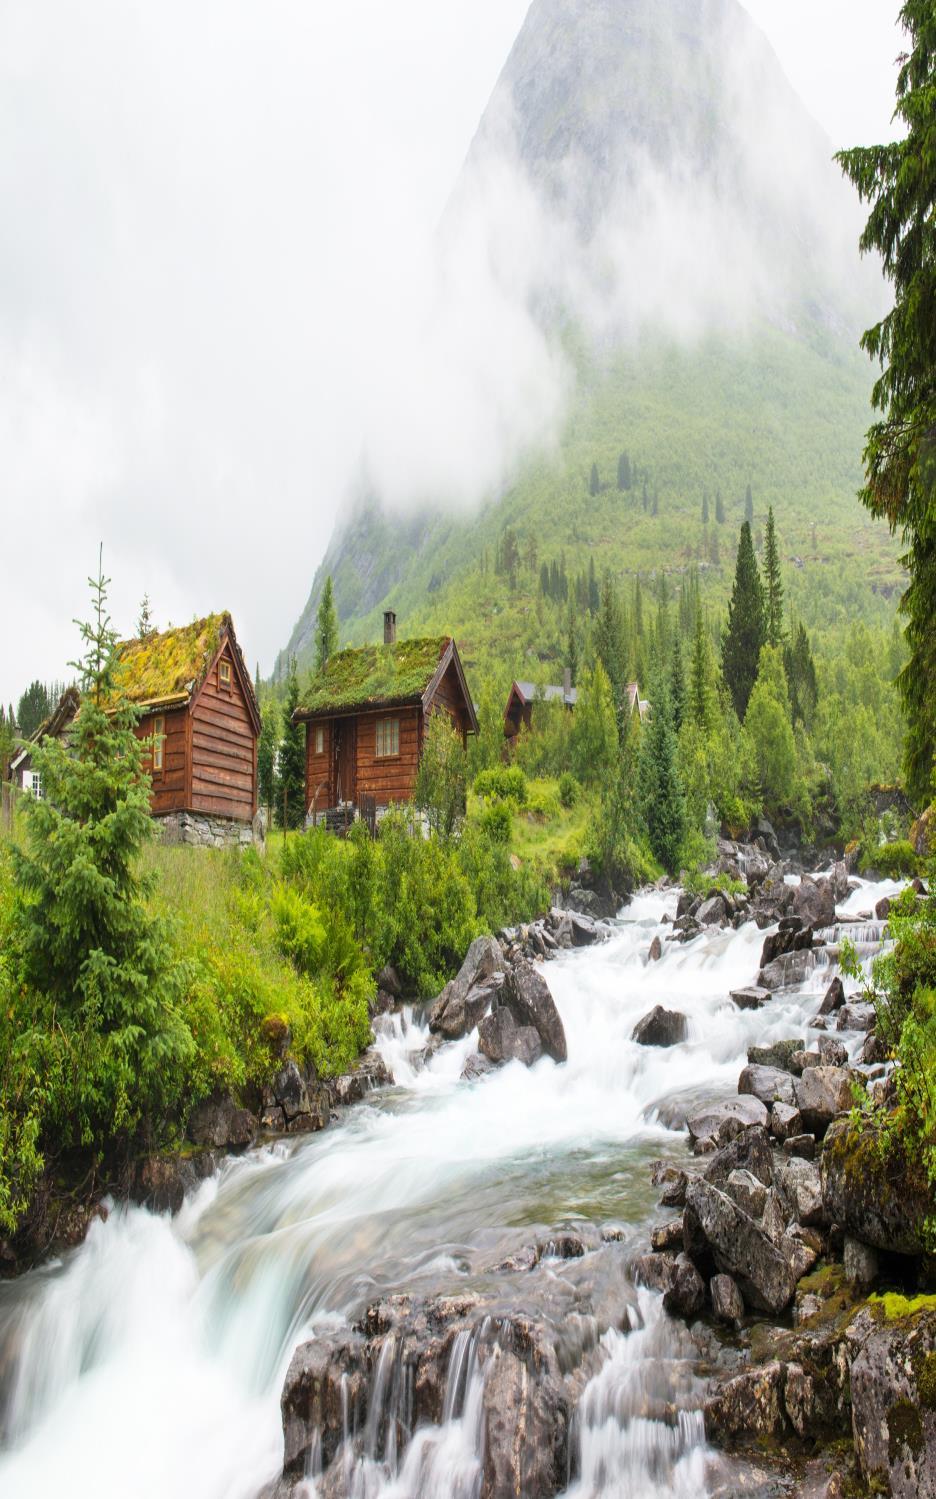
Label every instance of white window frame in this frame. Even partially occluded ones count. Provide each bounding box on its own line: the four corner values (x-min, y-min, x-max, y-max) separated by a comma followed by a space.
219, 658, 232, 689
152, 715, 165, 774
25, 769, 43, 799
314, 725, 324, 755
375, 716, 400, 758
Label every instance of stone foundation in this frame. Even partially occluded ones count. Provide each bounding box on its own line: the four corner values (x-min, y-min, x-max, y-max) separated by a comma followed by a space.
157, 810, 256, 849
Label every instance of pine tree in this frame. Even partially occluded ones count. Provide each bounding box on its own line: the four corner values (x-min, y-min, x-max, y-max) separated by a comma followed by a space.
701, 493, 709, 525
596, 573, 626, 707
589, 462, 600, 497
715, 490, 725, 523
568, 605, 579, 688
763, 506, 784, 645
689, 611, 716, 732
540, 561, 551, 597
784, 621, 819, 728
257, 699, 280, 819
670, 634, 686, 733
276, 659, 306, 828
722, 521, 767, 720
314, 576, 339, 674
837, 6, 936, 802
617, 451, 632, 490
15, 681, 52, 739
744, 485, 754, 525
638, 677, 687, 875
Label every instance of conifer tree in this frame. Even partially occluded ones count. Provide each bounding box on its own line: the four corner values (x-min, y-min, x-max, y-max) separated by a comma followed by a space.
651, 491, 659, 516
837, 4, 936, 802
744, 485, 754, 525
763, 506, 784, 645
275, 659, 306, 828
689, 612, 716, 732
784, 622, 819, 728
722, 521, 767, 720
617, 451, 632, 490
136, 594, 154, 638
588, 557, 600, 615
701, 493, 709, 525
567, 605, 579, 688
257, 699, 280, 820
540, 561, 551, 597
589, 462, 600, 497
314, 576, 339, 674
715, 490, 725, 523
596, 573, 626, 707
638, 677, 687, 875
16, 681, 52, 739
670, 634, 686, 733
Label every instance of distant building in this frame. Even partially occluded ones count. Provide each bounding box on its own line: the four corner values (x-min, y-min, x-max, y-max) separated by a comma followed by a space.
503, 673, 648, 744
13, 614, 260, 845
10, 686, 81, 798
293, 610, 477, 822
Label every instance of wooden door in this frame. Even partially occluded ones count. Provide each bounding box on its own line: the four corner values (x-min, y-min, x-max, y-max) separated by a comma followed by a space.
335, 720, 357, 804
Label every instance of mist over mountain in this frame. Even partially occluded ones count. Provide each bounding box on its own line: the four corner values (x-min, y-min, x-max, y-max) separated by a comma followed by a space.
280, 0, 888, 676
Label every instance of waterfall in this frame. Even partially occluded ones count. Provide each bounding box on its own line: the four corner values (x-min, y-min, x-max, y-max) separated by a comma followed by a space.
0, 876, 897, 1498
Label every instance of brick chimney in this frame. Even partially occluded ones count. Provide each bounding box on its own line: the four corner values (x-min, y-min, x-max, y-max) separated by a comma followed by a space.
563, 666, 572, 696
384, 610, 397, 645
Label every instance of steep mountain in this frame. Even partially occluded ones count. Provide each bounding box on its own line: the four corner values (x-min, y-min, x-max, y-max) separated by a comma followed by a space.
278, 0, 898, 680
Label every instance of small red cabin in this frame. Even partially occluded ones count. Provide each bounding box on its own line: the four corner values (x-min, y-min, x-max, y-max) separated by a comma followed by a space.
293, 613, 477, 820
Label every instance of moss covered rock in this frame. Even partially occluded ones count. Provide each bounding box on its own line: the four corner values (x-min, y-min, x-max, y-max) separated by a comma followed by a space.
848, 1301, 936, 1497
821, 1118, 931, 1256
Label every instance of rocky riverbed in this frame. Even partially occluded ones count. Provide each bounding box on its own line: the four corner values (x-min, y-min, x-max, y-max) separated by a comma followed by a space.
0, 841, 932, 1498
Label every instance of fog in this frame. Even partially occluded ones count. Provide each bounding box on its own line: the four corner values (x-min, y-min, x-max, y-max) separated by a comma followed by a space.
0, 1, 906, 701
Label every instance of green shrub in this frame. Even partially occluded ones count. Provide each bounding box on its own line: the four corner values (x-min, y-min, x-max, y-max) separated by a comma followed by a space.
473, 765, 528, 806
479, 800, 513, 845
860, 840, 920, 879
558, 772, 581, 809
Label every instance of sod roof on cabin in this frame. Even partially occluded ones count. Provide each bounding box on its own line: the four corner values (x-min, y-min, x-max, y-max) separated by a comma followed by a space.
297, 636, 451, 716
107, 613, 229, 708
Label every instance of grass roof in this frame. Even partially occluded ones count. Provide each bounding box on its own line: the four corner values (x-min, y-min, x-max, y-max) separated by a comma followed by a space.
106, 613, 228, 708
298, 636, 450, 716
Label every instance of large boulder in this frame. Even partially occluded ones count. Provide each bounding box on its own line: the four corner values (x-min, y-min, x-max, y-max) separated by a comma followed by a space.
697, 893, 728, 926
818, 976, 846, 1015
848, 1304, 936, 1499
759, 924, 812, 968
702, 1125, 774, 1189
793, 877, 836, 930
478, 1007, 543, 1067
683, 1179, 796, 1313
687, 1097, 769, 1151
502, 962, 567, 1063
327, 1053, 393, 1107
738, 1064, 796, 1108
759, 949, 817, 991
662, 1253, 706, 1318
775, 1156, 823, 1227
793, 1067, 854, 1137
568, 910, 601, 946
821, 1119, 931, 1256
428, 936, 506, 1039
836, 1002, 876, 1033
632, 1005, 688, 1047
747, 1039, 804, 1073
480, 1340, 570, 1499
187, 1093, 256, 1150
704, 1362, 787, 1442
729, 985, 771, 1011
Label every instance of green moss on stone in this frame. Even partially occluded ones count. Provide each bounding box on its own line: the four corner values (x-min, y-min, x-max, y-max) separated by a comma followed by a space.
298, 636, 449, 715
887, 1397, 924, 1462
918, 1351, 936, 1410
868, 1292, 936, 1322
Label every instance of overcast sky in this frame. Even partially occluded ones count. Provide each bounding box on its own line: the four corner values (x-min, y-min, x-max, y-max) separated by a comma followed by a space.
0, 0, 907, 707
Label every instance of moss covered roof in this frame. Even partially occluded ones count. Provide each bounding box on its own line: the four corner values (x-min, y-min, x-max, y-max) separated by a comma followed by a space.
106, 613, 229, 708
297, 636, 451, 717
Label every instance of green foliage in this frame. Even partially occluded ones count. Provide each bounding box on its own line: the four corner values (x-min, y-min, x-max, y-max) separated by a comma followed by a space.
479, 800, 512, 844
860, 840, 921, 879
837, 8, 936, 803
314, 575, 339, 674
414, 712, 467, 838
722, 520, 767, 720
637, 686, 687, 874
682, 865, 746, 898
15, 680, 56, 739
570, 661, 618, 786
275, 659, 306, 829
558, 771, 581, 809
763, 506, 784, 646
257, 699, 279, 815
299, 636, 449, 715
473, 764, 528, 806
743, 644, 805, 818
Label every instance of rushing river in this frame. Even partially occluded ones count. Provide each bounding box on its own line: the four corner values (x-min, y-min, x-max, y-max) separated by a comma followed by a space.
0, 877, 898, 1499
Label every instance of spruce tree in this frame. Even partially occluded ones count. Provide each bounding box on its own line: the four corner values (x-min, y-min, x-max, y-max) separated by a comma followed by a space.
837, 5, 936, 802
567, 605, 579, 688
276, 659, 306, 828
638, 678, 687, 875
689, 612, 716, 732
16, 681, 52, 739
744, 485, 754, 525
257, 699, 280, 820
540, 561, 551, 597
670, 634, 686, 733
314, 576, 339, 674
763, 506, 784, 645
589, 462, 600, 497
136, 593, 154, 638
617, 451, 631, 490
784, 622, 819, 728
715, 491, 725, 523
722, 521, 767, 720
596, 573, 626, 707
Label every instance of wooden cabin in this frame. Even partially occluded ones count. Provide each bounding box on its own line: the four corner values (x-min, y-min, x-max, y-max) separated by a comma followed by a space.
16, 615, 260, 833
10, 686, 81, 797
504, 670, 577, 743
293, 612, 478, 821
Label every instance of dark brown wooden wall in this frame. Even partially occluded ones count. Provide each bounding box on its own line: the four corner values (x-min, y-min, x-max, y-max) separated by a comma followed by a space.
189, 644, 257, 822
429, 659, 471, 742
354, 707, 421, 806
137, 707, 188, 815
305, 720, 333, 813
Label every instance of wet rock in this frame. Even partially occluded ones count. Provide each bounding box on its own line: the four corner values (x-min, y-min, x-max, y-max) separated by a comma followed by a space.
260, 1104, 286, 1132
684, 1180, 796, 1313
725, 1169, 768, 1219
662, 1253, 706, 1318
328, 1054, 392, 1108
478, 1006, 543, 1067
848, 1303, 936, 1498
187, 1093, 256, 1150
817, 1035, 848, 1068
650, 1161, 689, 1207
710, 1273, 745, 1325
568, 911, 600, 946
697, 893, 728, 926
776, 1156, 823, 1227
651, 1218, 685, 1252
729, 985, 771, 1011
843, 1235, 878, 1289
783, 1134, 816, 1161
632, 1005, 688, 1047
647, 935, 663, 962
835, 1002, 875, 1033
859, 1032, 888, 1065
759, 924, 812, 968
759, 949, 816, 991
132, 1150, 217, 1214
280, 1331, 367, 1478
480, 1338, 570, 1499
428, 935, 506, 1039
272, 1061, 309, 1121
747, 1039, 804, 1074
704, 1361, 787, 1441
503, 961, 567, 1063
632, 1251, 677, 1293
461, 1051, 496, 1082
818, 976, 846, 1015
875, 895, 891, 921
703, 1126, 774, 1189
687, 1098, 769, 1151
793, 1067, 854, 1137
770, 1102, 802, 1141
821, 1118, 930, 1255
793, 877, 836, 930
738, 1064, 796, 1108
376, 963, 403, 997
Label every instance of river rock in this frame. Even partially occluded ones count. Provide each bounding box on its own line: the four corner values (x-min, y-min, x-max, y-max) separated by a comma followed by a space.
793, 877, 836, 930
849, 1303, 936, 1498
775, 1156, 823, 1227
783, 1134, 816, 1161
461, 1051, 496, 1082
760, 1188, 788, 1246
647, 934, 663, 962
843, 1235, 878, 1288
818, 976, 846, 1015
328, 1054, 392, 1108
662, 1253, 706, 1318
697, 893, 728, 926
478, 1006, 543, 1067
875, 895, 892, 920
376, 963, 403, 997
687, 1097, 769, 1151
817, 1035, 848, 1068
428, 936, 506, 1039
738, 1064, 796, 1108
632, 1251, 677, 1293
702, 1126, 774, 1189
793, 1066, 854, 1136
704, 1361, 787, 1441
481, 1339, 570, 1499
747, 1039, 804, 1073
632, 1005, 688, 1047
836, 1002, 876, 1032
650, 1161, 689, 1207
770, 1102, 802, 1141
187, 1092, 256, 1150
132, 1150, 217, 1214
729, 985, 772, 1011
759, 924, 812, 968
821, 1118, 930, 1255
781, 1225, 819, 1281
710, 1273, 745, 1325
651, 1218, 685, 1252
502, 961, 567, 1063
759, 949, 816, 991
725, 1169, 768, 1219
568, 911, 600, 946
683, 1180, 796, 1313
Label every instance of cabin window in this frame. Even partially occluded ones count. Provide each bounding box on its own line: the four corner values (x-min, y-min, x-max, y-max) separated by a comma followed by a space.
219, 659, 232, 689
314, 726, 324, 755
375, 717, 400, 758
152, 715, 165, 773
25, 770, 43, 799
